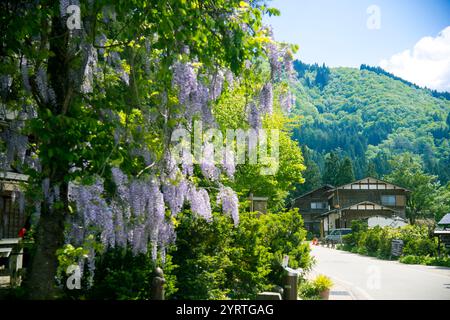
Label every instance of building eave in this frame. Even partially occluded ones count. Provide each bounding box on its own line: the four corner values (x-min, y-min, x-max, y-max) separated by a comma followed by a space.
319, 200, 401, 218
329, 177, 411, 193
292, 184, 335, 202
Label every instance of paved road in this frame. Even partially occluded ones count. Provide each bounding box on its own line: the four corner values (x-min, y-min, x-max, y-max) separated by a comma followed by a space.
309, 245, 450, 300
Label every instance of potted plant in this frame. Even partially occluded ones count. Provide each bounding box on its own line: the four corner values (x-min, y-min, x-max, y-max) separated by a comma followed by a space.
313, 274, 333, 300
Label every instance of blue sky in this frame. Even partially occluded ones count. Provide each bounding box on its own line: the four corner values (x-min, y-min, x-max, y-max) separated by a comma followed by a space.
264, 0, 450, 68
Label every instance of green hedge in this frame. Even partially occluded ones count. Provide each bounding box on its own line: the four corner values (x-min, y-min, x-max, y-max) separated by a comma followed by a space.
340, 221, 448, 267
399, 255, 450, 267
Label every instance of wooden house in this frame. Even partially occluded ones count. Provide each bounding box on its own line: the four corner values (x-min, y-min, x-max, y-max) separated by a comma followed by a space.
292, 177, 410, 237
0, 110, 27, 287
291, 185, 334, 234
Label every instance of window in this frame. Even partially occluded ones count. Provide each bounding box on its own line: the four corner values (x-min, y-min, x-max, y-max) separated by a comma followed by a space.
311, 202, 328, 210
381, 195, 396, 206
0, 194, 25, 239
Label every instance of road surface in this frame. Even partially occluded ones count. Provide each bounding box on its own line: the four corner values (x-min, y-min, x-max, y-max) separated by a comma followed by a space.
309, 245, 450, 300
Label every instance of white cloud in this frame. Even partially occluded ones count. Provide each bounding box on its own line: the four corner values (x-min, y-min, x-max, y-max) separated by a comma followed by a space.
379, 26, 450, 92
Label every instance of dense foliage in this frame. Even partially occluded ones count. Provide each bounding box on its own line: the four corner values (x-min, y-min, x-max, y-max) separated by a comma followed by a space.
0, 0, 309, 299
360, 65, 450, 101
57, 208, 312, 300
340, 220, 449, 267
171, 209, 312, 300
291, 61, 450, 184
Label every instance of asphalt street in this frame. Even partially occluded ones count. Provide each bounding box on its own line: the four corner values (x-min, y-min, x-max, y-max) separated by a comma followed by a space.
309, 245, 450, 300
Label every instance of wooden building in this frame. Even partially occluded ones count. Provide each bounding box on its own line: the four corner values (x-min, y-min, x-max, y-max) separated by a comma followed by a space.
292, 177, 410, 237
291, 185, 334, 234
0, 172, 28, 239
0, 109, 27, 287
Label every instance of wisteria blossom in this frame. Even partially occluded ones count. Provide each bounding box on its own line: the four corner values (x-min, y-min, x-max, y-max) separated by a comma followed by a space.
68, 166, 178, 265
163, 179, 188, 216
187, 185, 212, 221
108, 51, 130, 85
222, 147, 236, 179
35, 67, 49, 103
0, 74, 12, 99
217, 186, 239, 226
0, 0, 299, 295
80, 44, 98, 93
267, 41, 282, 81
21, 58, 31, 93
260, 83, 273, 115
210, 70, 224, 101
0, 121, 28, 169
279, 89, 295, 114
200, 143, 221, 181
172, 61, 198, 107
247, 101, 262, 129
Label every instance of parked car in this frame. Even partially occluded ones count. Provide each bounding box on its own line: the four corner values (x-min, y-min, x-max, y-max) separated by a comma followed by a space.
325, 228, 352, 244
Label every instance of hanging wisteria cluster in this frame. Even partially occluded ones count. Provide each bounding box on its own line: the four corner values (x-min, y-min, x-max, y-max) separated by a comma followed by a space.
0, 97, 36, 176
217, 186, 240, 226
172, 60, 225, 126
65, 161, 243, 268
0, 1, 299, 289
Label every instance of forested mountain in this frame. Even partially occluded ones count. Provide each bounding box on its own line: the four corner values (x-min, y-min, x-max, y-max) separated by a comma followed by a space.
290, 60, 450, 195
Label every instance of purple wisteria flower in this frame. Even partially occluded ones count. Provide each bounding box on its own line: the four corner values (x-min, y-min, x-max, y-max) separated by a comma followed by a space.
187, 185, 212, 221
260, 83, 273, 115
35, 67, 49, 103
163, 179, 188, 216
200, 143, 220, 181
21, 58, 31, 93
248, 101, 261, 129
172, 61, 198, 106
81, 44, 98, 93
217, 186, 239, 226
222, 147, 236, 178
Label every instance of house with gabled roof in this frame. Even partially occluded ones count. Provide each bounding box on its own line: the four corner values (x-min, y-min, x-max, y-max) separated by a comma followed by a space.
292, 177, 410, 237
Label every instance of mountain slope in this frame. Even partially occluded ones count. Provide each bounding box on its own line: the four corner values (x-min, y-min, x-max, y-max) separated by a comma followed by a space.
291, 62, 450, 184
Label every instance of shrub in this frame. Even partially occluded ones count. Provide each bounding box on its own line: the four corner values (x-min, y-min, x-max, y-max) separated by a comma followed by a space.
88, 248, 178, 300
399, 255, 421, 265
364, 226, 382, 255
306, 231, 314, 241
342, 222, 441, 265
312, 274, 333, 292
81, 208, 312, 300
171, 208, 312, 299
428, 257, 450, 267
356, 246, 368, 256
298, 279, 320, 300
400, 225, 438, 257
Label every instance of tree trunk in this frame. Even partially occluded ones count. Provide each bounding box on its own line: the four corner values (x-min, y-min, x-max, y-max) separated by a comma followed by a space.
24, 15, 71, 299
25, 203, 66, 299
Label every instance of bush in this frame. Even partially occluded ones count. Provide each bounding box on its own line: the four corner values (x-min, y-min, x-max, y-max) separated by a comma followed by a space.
399, 255, 422, 265
171, 208, 312, 300
298, 280, 320, 300
342, 222, 441, 264
400, 255, 450, 267
428, 257, 450, 267
312, 274, 333, 292
299, 275, 334, 300
79, 208, 312, 300
88, 248, 178, 300
400, 225, 437, 256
